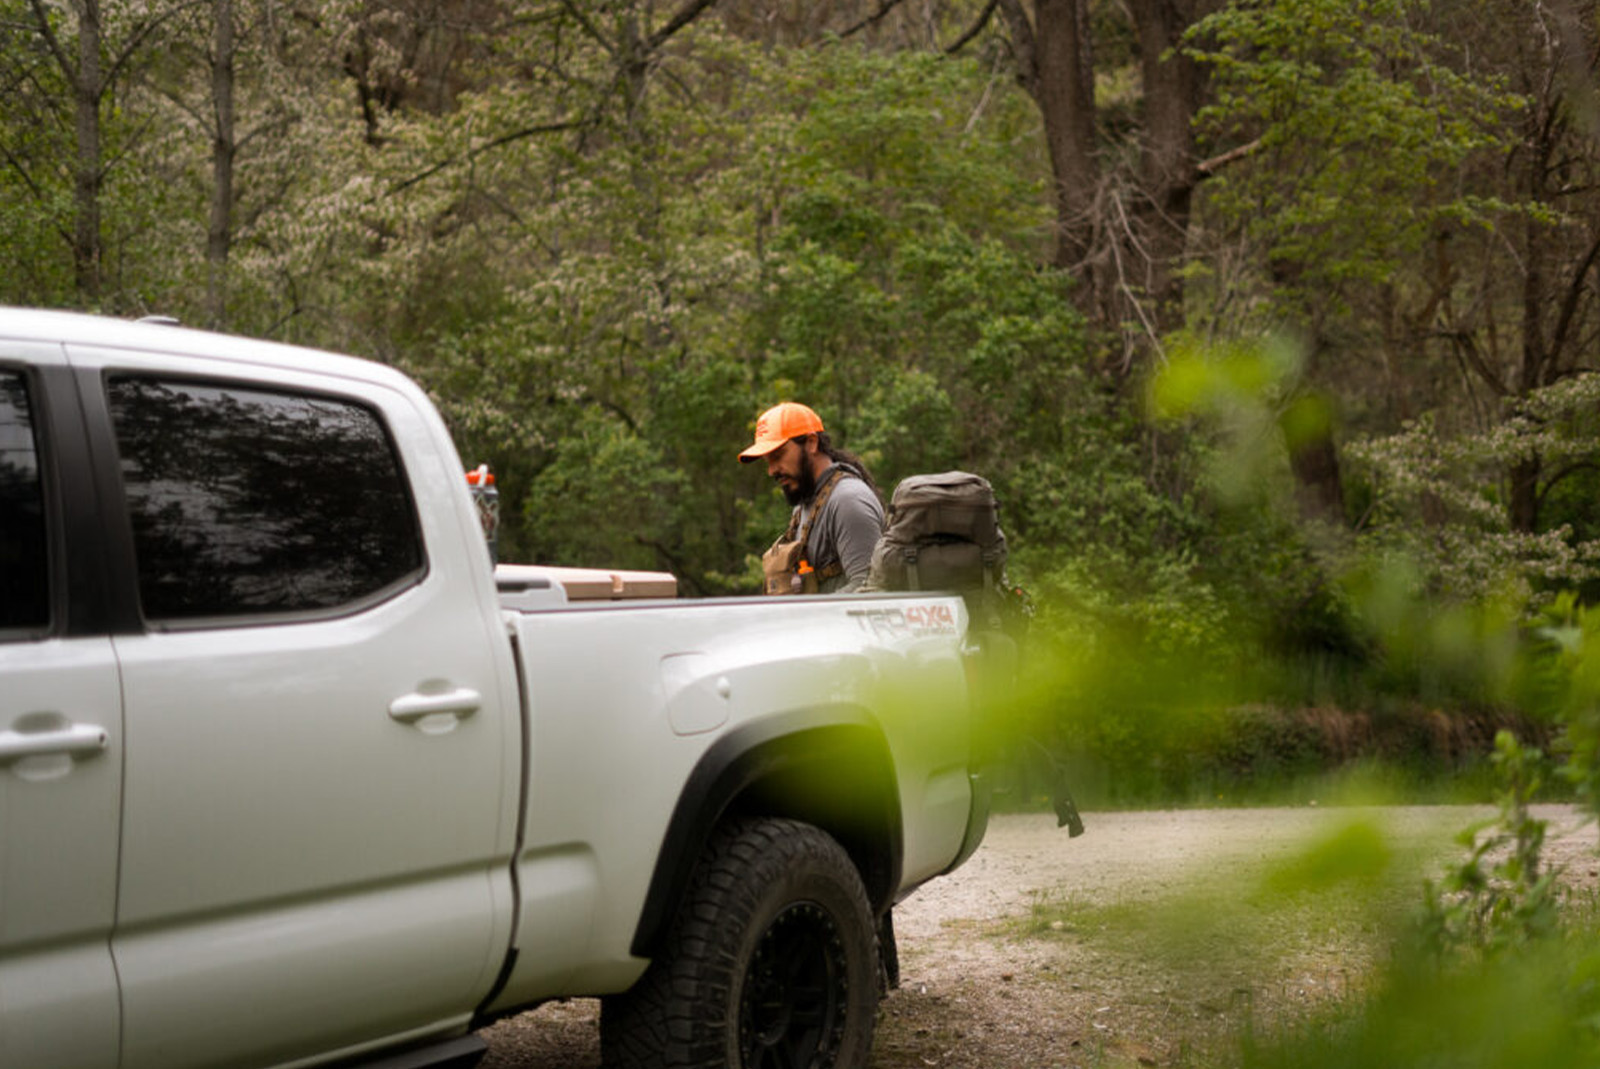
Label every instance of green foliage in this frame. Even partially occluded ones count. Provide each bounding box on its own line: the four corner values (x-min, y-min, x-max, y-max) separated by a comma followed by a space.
8, 0, 1600, 825
1419, 731, 1561, 956
1348, 378, 1600, 606
1522, 593, 1600, 818
1010, 774, 1597, 1068
1019, 812, 1439, 1047
393, 37, 1083, 590
1012, 335, 1595, 810
1148, 332, 1307, 511
1236, 937, 1600, 1069
1185, 0, 1520, 313
1228, 733, 1595, 1069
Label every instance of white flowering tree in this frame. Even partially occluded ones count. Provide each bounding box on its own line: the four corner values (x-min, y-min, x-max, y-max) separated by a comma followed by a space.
1350, 375, 1600, 606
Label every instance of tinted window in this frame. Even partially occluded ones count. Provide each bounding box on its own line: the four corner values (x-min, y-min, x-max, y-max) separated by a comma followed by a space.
0, 371, 48, 634
109, 377, 425, 623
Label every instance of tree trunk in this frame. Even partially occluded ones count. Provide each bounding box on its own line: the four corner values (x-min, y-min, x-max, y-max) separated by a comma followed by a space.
1127, 0, 1206, 333
1508, 457, 1540, 532
73, 0, 103, 302
998, 0, 1099, 301
1284, 425, 1347, 524
207, 0, 236, 329
1511, 148, 1552, 533
996, 0, 1212, 344
1032, 0, 1098, 277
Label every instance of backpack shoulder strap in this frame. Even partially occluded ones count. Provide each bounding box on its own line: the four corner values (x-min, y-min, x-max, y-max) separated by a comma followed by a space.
796, 466, 847, 550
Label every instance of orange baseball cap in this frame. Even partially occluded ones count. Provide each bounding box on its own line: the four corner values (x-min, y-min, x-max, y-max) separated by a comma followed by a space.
738, 401, 824, 462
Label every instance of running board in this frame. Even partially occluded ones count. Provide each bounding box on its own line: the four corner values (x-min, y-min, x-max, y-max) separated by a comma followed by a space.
348, 1034, 487, 1069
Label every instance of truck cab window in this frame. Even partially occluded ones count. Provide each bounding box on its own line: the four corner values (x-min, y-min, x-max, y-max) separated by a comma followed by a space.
108, 377, 425, 623
0, 371, 47, 635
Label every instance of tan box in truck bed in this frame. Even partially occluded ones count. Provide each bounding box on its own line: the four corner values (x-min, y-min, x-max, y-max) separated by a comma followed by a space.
495, 563, 679, 601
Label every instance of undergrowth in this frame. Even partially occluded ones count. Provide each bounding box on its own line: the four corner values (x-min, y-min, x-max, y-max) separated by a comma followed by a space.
1007, 731, 1600, 1067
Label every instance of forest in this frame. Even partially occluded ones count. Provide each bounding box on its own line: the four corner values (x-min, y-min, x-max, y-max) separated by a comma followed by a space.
8, 0, 1600, 1061
7, 0, 1600, 795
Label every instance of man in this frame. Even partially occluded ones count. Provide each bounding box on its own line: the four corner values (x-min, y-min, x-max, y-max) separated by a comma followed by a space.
739, 401, 885, 594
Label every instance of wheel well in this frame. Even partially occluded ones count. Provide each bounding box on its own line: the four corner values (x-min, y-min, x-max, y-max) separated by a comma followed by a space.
725, 733, 900, 909
629, 713, 903, 959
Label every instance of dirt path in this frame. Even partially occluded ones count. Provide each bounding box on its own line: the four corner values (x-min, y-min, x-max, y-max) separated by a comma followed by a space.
480, 805, 1597, 1068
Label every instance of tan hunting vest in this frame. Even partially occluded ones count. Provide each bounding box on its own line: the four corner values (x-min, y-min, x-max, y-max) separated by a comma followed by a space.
760, 467, 849, 595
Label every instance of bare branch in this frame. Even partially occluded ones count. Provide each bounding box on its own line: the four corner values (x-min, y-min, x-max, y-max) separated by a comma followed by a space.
839, 0, 911, 40
561, 0, 616, 56
141, 70, 212, 134
99, 110, 157, 179
106, 0, 211, 90
994, 0, 1037, 92
647, 0, 718, 51
1108, 188, 1166, 363
1195, 136, 1262, 179
1548, 229, 1600, 367
235, 111, 297, 154
1537, 459, 1600, 511
0, 138, 48, 203
944, 0, 999, 54
386, 120, 587, 197
0, 130, 72, 249
24, 0, 71, 81
468, 187, 527, 228
1435, 328, 1509, 396
962, 65, 999, 134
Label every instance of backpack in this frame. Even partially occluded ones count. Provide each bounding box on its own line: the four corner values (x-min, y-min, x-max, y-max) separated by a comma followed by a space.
868, 471, 1010, 626
871, 472, 1078, 833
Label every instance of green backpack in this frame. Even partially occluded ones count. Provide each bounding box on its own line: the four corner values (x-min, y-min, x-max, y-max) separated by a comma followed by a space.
872, 473, 1078, 833
868, 471, 1009, 624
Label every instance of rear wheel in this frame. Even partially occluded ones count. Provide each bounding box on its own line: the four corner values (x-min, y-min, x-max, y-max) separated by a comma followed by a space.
601, 817, 880, 1069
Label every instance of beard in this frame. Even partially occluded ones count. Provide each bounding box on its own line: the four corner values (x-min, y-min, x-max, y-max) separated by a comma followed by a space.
781, 460, 817, 507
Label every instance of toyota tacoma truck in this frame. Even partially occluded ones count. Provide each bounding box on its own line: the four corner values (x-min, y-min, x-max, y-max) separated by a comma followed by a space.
0, 308, 990, 1069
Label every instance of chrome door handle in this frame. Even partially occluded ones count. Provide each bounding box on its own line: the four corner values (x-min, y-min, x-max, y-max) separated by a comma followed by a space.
388, 688, 482, 724
0, 723, 109, 762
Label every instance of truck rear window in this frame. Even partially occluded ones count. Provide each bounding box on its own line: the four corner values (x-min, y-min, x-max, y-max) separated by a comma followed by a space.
0, 370, 48, 635
108, 376, 425, 624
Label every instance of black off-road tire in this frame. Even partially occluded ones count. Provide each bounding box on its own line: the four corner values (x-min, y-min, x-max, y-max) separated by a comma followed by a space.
600, 817, 880, 1069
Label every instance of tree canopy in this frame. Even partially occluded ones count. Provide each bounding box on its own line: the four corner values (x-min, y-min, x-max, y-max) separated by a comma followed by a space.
5, 0, 1600, 682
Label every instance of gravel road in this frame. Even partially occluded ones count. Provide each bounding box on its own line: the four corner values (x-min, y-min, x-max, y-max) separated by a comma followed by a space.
479, 805, 1597, 1068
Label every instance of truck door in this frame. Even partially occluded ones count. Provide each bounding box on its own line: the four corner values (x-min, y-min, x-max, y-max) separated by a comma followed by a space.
70, 354, 519, 1069
0, 359, 123, 1069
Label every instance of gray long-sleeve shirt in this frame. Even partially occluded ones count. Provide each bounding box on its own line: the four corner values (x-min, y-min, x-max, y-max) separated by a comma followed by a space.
794, 465, 885, 593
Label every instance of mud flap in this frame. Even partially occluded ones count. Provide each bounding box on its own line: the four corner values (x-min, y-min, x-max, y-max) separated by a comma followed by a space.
877, 909, 901, 992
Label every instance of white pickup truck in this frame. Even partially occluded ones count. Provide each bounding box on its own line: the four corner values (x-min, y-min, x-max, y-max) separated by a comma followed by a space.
0, 308, 990, 1069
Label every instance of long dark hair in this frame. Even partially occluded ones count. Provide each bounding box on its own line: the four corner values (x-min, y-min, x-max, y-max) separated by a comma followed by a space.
811, 431, 881, 501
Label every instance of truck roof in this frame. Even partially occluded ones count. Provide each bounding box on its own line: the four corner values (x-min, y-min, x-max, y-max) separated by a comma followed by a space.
0, 306, 415, 394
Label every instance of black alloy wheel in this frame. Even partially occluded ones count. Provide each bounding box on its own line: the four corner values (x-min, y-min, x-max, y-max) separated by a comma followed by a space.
739, 901, 849, 1067
601, 817, 880, 1069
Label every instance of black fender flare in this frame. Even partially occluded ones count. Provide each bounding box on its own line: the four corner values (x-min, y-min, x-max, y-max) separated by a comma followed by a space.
629, 706, 904, 959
